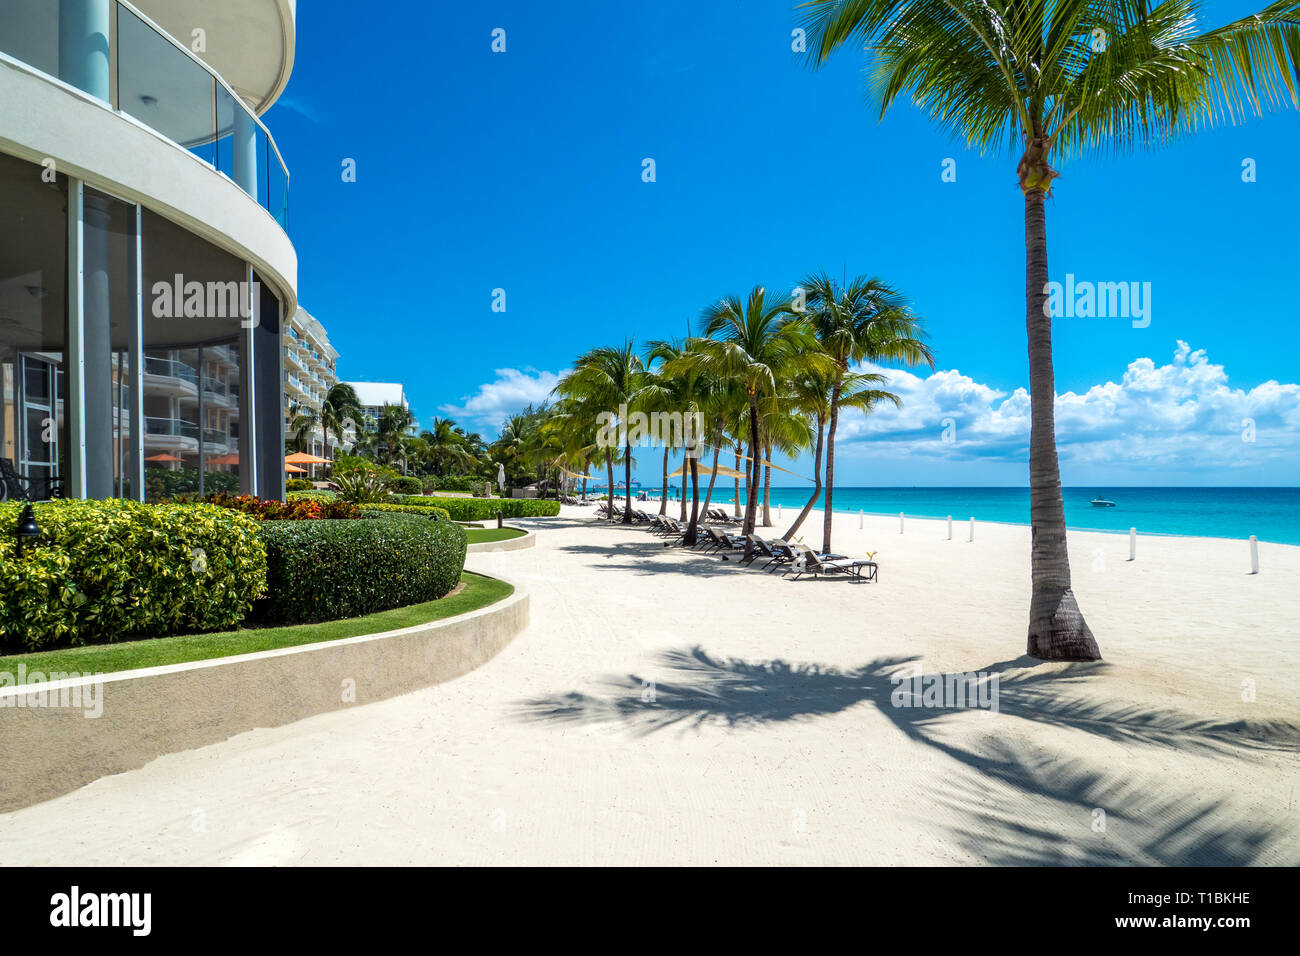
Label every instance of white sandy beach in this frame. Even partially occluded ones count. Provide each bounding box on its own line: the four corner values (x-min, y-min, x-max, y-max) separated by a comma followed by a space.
1, 504, 1297, 865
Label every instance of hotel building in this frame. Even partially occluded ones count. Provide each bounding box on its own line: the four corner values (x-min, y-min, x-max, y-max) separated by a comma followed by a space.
284, 306, 349, 473
0, 0, 297, 501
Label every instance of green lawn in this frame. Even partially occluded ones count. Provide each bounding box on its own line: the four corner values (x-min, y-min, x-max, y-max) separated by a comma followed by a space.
0, 572, 513, 680
465, 527, 528, 544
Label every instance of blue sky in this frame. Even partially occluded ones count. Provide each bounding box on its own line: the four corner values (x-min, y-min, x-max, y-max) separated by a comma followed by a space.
268, 0, 1300, 486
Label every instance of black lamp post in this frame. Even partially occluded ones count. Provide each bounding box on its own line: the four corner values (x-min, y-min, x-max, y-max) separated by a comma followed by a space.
496, 510, 503, 529
14, 503, 40, 559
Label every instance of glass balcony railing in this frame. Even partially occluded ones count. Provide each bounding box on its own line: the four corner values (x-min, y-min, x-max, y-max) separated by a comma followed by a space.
0, 0, 289, 230
144, 417, 199, 439
143, 356, 198, 384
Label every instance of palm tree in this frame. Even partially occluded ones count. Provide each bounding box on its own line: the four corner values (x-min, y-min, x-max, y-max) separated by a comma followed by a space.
555, 341, 646, 524
375, 403, 415, 470
319, 383, 364, 456
286, 401, 319, 454
800, 272, 932, 556
780, 368, 899, 542
800, 0, 1300, 660
692, 286, 829, 536
421, 417, 476, 476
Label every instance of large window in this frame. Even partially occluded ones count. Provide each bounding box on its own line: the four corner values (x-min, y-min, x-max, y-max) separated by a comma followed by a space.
141, 210, 248, 500
0, 151, 69, 499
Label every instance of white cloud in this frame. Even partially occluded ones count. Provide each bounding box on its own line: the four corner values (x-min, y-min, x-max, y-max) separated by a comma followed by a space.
835, 342, 1300, 471
440, 367, 562, 433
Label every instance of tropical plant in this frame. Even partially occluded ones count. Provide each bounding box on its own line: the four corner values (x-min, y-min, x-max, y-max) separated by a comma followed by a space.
799, 272, 931, 554
688, 286, 830, 536
320, 383, 365, 452
799, 0, 1300, 659
332, 455, 401, 504
554, 341, 646, 524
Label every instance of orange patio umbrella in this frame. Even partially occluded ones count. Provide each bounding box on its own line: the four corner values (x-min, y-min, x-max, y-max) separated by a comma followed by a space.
285, 451, 331, 465
145, 453, 183, 462
285, 464, 308, 474
207, 452, 240, 466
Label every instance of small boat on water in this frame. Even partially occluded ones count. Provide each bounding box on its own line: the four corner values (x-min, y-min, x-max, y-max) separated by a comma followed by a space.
1090, 495, 1117, 508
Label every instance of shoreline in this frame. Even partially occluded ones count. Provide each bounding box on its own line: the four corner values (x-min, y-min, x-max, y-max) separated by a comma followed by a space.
596, 496, 1300, 550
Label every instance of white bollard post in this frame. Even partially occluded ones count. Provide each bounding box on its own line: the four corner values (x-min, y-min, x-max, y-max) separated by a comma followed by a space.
777, 504, 781, 519
947, 515, 952, 540
859, 508, 863, 529
900, 512, 904, 534
968, 517, 974, 542
1249, 535, 1259, 574
1129, 527, 1136, 562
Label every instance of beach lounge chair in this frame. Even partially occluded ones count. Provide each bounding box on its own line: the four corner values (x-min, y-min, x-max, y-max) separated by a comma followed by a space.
789, 545, 878, 582
743, 537, 779, 566
713, 532, 750, 558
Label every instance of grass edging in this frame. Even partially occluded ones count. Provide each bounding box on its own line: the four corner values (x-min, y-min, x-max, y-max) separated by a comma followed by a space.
0, 572, 512, 681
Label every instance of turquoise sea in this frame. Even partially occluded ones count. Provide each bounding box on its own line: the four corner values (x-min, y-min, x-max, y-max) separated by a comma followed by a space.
603, 486, 1300, 545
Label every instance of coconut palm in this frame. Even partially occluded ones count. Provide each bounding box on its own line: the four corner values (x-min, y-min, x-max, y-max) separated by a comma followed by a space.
375, 403, 415, 469
691, 286, 831, 536
800, 0, 1300, 660
319, 383, 364, 455
554, 341, 646, 524
421, 417, 477, 476
286, 401, 320, 454
799, 272, 932, 556
779, 368, 899, 541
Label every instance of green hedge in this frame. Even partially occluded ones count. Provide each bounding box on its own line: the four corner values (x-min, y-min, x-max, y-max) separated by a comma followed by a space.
287, 490, 337, 502
391, 496, 560, 521
360, 503, 452, 521
252, 518, 466, 625
0, 500, 267, 651
391, 476, 423, 495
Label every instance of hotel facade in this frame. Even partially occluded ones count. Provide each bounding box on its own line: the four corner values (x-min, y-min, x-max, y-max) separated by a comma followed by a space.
0, 0, 297, 501
285, 306, 350, 473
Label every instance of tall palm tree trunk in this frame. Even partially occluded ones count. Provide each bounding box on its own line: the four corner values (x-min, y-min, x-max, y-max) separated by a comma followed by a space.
684, 455, 701, 546
761, 444, 772, 527
733, 447, 742, 518
822, 377, 843, 554
743, 395, 761, 535
659, 446, 669, 515
783, 415, 824, 541
623, 439, 633, 524
700, 441, 722, 516
1023, 185, 1100, 661
605, 448, 615, 523
679, 454, 688, 522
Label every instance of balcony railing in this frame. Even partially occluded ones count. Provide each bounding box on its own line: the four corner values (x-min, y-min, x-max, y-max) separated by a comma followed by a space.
144, 416, 198, 439
144, 356, 198, 384
0, 0, 289, 230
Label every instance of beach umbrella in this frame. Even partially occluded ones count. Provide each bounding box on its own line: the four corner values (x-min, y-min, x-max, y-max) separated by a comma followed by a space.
285, 464, 307, 474
735, 453, 813, 482
285, 451, 330, 464
668, 463, 746, 480
145, 453, 183, 462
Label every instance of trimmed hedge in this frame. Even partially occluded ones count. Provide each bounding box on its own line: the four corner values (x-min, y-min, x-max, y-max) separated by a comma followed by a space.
391, 475, 423, 495
252, 517, 466, 625
391, 496, 560, 521
287, 490, 337, 503
360, 502, 452, 521
0, 500, 267, 651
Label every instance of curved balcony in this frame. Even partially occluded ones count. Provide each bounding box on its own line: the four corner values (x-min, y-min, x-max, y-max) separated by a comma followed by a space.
0, 0, 289, 230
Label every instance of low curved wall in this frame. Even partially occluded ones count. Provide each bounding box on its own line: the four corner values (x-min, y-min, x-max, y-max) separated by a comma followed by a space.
466, 527, 536, 554
0, 579, 527, 813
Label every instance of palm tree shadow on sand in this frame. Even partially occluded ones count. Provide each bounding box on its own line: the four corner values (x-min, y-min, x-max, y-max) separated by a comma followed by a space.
514, 647, 1300, 865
